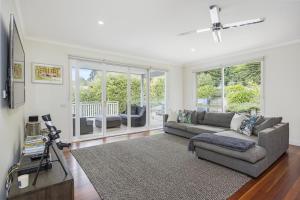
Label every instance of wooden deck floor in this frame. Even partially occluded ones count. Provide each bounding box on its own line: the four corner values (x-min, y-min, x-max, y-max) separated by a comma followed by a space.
63, 130, 300, 200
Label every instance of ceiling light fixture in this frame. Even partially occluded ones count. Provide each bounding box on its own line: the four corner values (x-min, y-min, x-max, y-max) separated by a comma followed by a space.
191, 48, 196, 52
98, 20, 104, 25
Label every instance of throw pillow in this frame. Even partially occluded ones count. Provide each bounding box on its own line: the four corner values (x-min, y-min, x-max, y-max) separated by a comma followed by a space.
230, 114, 248, 131
177, 110, 185, 123
184, 110, 197, 124
239, 116, 258, 136
177, 110, 192, 124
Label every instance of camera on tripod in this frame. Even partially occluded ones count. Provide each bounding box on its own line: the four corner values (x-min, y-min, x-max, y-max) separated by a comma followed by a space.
42, 114, 71, 150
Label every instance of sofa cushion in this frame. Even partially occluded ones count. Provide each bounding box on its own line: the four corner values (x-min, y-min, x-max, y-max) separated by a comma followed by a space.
253, 117, 282, 135
196, 111, 206, 124
203, 112, 235, 128
230, 114, 247, 131
214, 130, 258, 143
193, 141, 266, 163
164, 121, 189, 131
187, 125, 228, 135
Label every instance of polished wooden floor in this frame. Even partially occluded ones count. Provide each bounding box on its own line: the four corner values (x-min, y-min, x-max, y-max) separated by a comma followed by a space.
63, 130, 300, 200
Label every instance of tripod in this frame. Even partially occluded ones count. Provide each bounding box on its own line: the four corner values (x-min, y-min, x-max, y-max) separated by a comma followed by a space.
32, 138, 68, 185
32, 114, 71, 185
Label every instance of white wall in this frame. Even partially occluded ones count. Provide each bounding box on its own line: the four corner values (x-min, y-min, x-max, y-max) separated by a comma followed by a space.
183, 42, 300, 146
0, 0, 25, 198
24, 39, 183, 142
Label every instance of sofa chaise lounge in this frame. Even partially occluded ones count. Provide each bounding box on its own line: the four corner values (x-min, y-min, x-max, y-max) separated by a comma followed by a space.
163, 111, 289, 177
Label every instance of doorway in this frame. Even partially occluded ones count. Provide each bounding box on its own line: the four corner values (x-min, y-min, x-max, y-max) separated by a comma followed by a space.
71, 59, 166, 141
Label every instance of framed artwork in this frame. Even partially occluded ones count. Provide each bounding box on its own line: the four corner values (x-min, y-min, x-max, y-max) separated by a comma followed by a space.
32, 63, 63, 84
13, 61, 25, 82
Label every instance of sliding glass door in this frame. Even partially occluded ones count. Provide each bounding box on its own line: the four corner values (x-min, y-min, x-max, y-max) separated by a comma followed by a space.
129, 69, 148, 131
71, 59, 164, 140
105, 71, 128, 136
149, 70, 166, 129
71, 61, 104, 138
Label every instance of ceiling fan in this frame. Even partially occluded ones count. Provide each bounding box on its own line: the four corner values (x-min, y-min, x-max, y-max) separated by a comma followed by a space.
178, 5, 265, 43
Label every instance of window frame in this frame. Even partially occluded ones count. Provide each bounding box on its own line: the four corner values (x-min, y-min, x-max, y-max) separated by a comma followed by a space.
194, 58, 265, 114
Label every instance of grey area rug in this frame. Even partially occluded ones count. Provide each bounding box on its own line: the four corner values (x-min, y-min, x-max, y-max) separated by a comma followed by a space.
71, 133, 251, 200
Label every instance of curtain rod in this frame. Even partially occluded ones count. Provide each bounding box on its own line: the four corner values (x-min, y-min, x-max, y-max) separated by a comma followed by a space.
68, 55, 169, 72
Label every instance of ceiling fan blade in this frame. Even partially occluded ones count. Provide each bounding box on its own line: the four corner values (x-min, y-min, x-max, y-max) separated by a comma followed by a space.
223, 18, 265, 29
209, 5, 221, 24
178, 28, 210, 36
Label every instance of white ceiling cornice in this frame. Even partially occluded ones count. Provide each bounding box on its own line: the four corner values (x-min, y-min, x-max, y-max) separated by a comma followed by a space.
25, 36, 182, 68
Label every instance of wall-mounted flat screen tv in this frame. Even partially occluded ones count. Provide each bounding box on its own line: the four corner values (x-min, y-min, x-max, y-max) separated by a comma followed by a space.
8, 14, 25, 108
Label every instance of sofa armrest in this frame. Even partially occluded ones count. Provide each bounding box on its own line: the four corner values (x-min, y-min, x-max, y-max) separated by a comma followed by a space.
163, 114, 168, 127
258, 123, 289, 161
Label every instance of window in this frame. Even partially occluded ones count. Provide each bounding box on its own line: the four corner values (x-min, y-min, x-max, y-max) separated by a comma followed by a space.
196, 61, 262, 114
196, 68, 223, 112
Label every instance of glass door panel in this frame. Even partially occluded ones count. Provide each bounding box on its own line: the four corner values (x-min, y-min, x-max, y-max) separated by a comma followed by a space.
71, 67, 77, 137
105, 71, 128, 136
130, 70, 147, 131
78, 68, 103, 137
149, 70, 166, 128
72, 61, 104, 139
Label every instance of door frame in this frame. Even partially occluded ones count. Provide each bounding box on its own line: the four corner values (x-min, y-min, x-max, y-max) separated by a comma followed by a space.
69, 58, 167, 142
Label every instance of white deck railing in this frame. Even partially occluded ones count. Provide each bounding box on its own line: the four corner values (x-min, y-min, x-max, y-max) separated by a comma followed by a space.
72, 101, 119, 117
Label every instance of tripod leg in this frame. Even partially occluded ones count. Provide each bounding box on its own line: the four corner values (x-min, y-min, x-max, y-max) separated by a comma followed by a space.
51, 145, 68, 176
32, 144, 49, 185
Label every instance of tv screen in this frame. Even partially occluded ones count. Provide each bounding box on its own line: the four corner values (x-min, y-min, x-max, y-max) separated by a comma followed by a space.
8, 14, 25, 108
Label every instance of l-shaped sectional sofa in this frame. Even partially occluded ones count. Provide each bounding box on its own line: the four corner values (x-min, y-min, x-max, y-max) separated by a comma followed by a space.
163, 111, 289, 177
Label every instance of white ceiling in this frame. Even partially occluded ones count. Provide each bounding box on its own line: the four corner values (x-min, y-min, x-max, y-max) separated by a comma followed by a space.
17, 0, 300, 64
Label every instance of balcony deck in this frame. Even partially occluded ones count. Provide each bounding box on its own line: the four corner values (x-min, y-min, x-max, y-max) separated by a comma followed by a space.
72, 101, 163, 138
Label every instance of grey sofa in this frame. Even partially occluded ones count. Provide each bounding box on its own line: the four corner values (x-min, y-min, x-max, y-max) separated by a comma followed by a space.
95, 115, 121, 128
120, 105, 146, 127
72, 117, 93, 136
163, 111, 289, 177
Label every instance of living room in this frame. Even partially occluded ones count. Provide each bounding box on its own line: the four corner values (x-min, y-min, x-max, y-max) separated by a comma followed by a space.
1, 0, 300, 199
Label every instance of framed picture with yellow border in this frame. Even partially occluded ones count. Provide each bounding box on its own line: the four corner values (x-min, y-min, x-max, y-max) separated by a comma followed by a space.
32, 63, 63, 84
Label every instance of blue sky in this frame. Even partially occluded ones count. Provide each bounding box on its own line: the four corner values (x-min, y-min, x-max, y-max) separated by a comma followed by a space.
72, 68, 92, 80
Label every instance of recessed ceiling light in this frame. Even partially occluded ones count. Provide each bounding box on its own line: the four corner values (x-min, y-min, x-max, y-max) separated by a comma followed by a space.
98, 20, 104, 25
191, 48, 196, 52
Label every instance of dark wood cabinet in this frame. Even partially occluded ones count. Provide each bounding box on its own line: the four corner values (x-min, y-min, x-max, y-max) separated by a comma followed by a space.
7, 145, 74, 200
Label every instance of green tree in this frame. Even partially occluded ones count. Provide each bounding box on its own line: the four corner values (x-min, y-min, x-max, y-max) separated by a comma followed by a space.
224, 62, 261, 85
79, 73, 102, 102
225, 83, 260, 112
197, 71, 220, 99
76, 71, 165, 113
198, 85, 218, 99
150, 77, 165, 105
